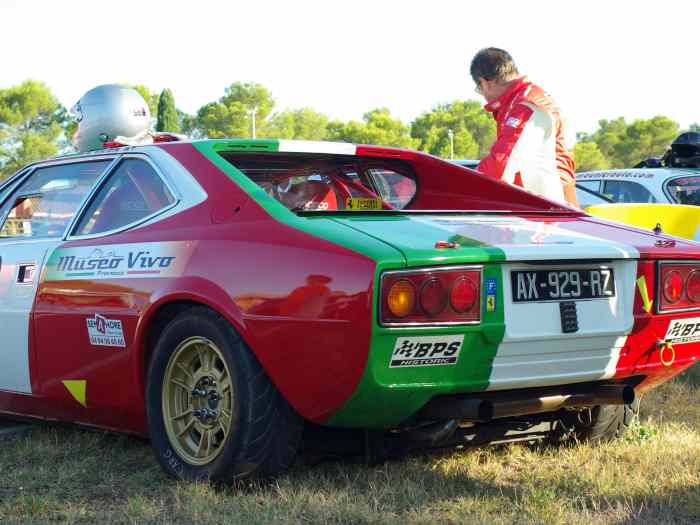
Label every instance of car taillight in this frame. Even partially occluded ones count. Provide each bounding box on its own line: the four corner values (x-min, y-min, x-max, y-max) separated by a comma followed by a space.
658, 262, 700, 312
450, 277, 477, 313
381, 267, 481, 325
387, 279, 416, 318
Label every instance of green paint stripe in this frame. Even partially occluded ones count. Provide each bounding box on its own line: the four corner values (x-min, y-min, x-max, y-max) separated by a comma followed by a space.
193, 140, 508, 427
327, 262, 505, 428
192, 140, 404, 263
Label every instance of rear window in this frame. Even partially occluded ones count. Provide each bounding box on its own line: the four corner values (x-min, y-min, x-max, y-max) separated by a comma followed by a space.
220, 154, 417, 211
667, 176, 700, 205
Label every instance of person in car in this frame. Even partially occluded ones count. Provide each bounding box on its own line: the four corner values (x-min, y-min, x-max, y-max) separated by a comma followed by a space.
470, 48, 578, 207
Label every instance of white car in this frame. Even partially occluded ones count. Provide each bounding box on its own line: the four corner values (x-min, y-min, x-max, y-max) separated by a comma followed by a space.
576, 168, 700, 207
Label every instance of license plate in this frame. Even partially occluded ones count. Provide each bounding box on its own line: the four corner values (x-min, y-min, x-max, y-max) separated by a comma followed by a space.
511, 268, 615, 302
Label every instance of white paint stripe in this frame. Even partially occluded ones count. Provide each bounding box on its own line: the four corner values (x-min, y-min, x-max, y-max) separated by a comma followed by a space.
414, 215, 641, 261
277, 140, 356, 155
487, 260, 637, 391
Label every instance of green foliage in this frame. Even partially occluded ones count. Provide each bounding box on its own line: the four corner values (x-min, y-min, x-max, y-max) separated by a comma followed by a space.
267, 108, 329, 140
327, 108, 418, 148
0, 80, 67, 179
195, 82, 275, 138
573, 141, 609, 172
411, 100, 496, 158
581, 116, 680, 168
156, 89, 180, 133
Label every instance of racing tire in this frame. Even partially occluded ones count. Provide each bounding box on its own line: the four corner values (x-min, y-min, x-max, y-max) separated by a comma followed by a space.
555, 400, 639, 444
146, 306, 302, 482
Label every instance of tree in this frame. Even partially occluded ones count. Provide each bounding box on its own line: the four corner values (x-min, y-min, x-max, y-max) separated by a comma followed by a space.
0, 80, 68, 179
327, 108, 418, 148
195, 82, 275, 138
267, 108, 329, 140
156, 89, 180, 133
411, 100, 496, 158
573, 141, 609, 172
583, 116, 680, 168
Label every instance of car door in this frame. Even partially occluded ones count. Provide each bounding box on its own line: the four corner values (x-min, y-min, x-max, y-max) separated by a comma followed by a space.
32, 156, 179, 423
0, 159, 112, 393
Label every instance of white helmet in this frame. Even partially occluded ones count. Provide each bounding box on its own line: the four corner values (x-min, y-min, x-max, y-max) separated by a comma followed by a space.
71, 84, 151, 152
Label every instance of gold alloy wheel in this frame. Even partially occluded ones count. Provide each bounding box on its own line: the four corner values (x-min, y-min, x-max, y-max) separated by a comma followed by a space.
162, 336, 234, 466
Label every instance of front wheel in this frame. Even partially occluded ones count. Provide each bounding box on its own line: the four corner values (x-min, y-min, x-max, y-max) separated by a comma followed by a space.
146, 307, 302, 481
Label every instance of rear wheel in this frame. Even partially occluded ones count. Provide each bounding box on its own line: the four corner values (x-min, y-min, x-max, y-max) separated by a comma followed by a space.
554, 400, 639, 444
146, 306, 302, 481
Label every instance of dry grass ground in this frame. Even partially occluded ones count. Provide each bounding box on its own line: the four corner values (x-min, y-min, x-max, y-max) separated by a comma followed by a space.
1, 366, 699, 525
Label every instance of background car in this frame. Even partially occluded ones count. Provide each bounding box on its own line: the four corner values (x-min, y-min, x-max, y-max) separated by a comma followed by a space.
1, 139, 700, 482
575, 169, 700, 241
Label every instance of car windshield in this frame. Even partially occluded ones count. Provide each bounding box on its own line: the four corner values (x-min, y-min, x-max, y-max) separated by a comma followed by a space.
667, 175, 700, 205
223, 155, 418, 212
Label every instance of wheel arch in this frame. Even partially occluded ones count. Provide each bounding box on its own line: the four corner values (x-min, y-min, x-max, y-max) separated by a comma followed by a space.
132, 282, 250, 398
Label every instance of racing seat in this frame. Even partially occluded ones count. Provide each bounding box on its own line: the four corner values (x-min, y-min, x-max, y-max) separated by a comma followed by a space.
283, 180, 339, 211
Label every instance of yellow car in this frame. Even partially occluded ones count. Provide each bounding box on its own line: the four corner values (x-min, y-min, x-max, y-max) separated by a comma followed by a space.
576, 172, 700, 241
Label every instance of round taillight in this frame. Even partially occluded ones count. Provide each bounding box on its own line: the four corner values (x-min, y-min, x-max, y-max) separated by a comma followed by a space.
419, 278, 447, 316
663, 270, 684, 304
687, 271, 700, 302
387, 279, 416, 318
450, 277, 477, 313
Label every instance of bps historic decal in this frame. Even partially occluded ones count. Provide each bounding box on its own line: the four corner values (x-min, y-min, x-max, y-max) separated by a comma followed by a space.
390, 335, 463, 368
44, 241, 196, 281
86, 314, 126, 347
665, 316, 700, 345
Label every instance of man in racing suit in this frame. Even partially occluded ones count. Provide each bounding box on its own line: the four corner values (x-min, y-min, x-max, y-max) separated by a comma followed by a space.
471, 48, 578, 207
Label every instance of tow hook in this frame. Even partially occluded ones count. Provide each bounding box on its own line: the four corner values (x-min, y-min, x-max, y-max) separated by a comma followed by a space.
655, 340, 676, 367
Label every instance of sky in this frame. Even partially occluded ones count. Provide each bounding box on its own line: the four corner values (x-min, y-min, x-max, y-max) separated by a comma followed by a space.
1, 0, 698, 136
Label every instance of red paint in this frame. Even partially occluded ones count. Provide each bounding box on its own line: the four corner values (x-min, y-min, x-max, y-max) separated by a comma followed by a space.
26, 143, 378, 433
4, 142, 700, 437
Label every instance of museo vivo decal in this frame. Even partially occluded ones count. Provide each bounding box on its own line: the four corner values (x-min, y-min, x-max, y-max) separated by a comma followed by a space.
45, 241, 196, 281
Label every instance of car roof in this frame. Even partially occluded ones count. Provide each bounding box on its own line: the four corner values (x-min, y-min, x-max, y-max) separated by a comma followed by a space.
44, 138, 417, 163
577, 167, 700, 182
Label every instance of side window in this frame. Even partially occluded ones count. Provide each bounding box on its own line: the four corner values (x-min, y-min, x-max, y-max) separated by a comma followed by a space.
577, 180, 601, 193
74, 159, 175, 236
602, 180, 657, 203
367, 168, 417, 208
0, 161, 109, 239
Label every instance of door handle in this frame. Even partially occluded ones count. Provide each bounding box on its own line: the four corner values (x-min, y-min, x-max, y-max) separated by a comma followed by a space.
17, 263, 36, 284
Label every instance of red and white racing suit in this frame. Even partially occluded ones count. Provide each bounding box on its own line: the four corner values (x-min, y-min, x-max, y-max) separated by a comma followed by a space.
477, 77, 576, 205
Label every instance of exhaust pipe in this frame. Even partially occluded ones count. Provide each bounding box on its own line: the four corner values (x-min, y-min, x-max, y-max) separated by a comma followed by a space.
417, 385, 635, 422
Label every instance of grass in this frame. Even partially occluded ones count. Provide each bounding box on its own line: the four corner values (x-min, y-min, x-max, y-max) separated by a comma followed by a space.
1, 366, 699, 525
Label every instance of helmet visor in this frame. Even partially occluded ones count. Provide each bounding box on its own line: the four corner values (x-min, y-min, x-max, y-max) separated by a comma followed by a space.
70, 102, 84, 123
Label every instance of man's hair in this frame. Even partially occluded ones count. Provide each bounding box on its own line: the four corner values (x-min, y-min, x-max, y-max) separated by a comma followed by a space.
470, 48, 519, 84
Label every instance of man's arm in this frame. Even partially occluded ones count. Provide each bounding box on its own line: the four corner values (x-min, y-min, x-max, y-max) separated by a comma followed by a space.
477, 103, 535, 182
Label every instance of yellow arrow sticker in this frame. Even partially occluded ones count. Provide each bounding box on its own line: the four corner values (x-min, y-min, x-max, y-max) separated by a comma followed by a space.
62, 380, 87, 407
636, 276, 653, 313
345, 197, 382, 210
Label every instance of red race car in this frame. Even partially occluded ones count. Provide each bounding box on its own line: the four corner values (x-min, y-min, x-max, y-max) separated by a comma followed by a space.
0, 137, 698, 481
